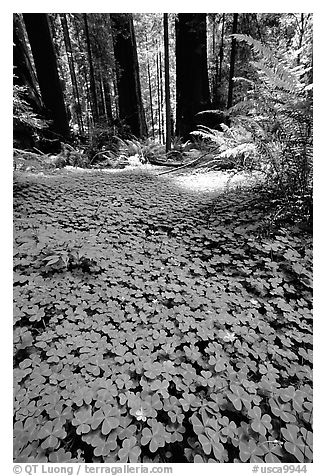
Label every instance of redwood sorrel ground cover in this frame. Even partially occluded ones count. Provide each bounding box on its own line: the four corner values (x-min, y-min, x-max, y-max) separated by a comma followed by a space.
13, 169, 312, 463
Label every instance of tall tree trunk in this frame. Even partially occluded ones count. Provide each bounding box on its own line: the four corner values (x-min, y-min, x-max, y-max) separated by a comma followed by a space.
164, 13, 172, 152
13, 14, 42, 111
211, 14, 221, 107
227, 13, 238, 109
156, 49, 162, 143
175, 13, 211, 140
83, 14, 99, 125
101, 70, 113, 124
110, 13, 147, 138
159, 50, 165, 144
23, 13, 70, 139
60, 14, 84, 134
145, 33, 155, 138
147, 61, 155, 139
98, 68, 107, 121
219, 14, 225, 84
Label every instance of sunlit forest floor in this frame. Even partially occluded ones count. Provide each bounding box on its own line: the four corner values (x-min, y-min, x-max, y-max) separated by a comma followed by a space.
13, 167, 313, 463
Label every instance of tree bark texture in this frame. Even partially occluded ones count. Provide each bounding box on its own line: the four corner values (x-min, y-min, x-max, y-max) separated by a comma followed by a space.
83, 14, 99, 125
164, 13, 172, 152
227, 13, 238, 109
13, 14, 42, 111
175, 13, 211, 140
156, 49, 162, 142
23, 13, 70, 139
110, 13, 147, 138
60, 14, 84, 133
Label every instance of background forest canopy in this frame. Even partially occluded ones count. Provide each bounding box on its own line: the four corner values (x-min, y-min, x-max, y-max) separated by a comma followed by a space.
13, 12, 313, 223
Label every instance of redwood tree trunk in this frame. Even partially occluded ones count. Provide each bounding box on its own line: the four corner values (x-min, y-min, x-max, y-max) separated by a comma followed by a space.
83, 14, 99, 125
23, 13, 70, 139
219, 14, 225, 84
13, 14, 42, 111
175, 13, 211, 140
110, 13, 147, 138
156, 49, 162, 142
60, 14, 84, 134
227, 13, 238, 109
164, 13, 172, 152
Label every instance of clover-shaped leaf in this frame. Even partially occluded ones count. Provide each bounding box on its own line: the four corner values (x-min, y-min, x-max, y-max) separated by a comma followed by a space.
38, 420, 67, 449
180, 392, 198, 412
118, 436, 141, 463
239, 439, 265, 463
191, 414, 204, 436
150, 379, 169, 398
141, 422, 167, 452
72, 386, 93, 407
48, 448, 73, 463
116, 373, 133, 390
93, 432, 118, 457
91, 404, 120, 436
248, 406, 272, 436
166, 423, 185, 443
198, 370, 216, 388
95, 378, 118, 404
72, 405, 92, 435
128, 393, 161, 421
269, 398, 296, 423
279, 386, 296, 403
198, 434, 212, 455
281, 424, 309, 462
143, 361, 162, 379
228, 384, 252, 411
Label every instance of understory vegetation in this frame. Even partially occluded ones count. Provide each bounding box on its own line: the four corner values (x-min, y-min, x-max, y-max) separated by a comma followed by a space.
14, 170, 312, 463
13, 12, 313, 465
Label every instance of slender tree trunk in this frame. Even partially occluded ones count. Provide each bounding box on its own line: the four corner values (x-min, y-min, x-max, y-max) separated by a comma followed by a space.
219, 14, 225, 84
254, 14, 262, 40
212, 14, 221, 107
23, 13, 70, 139
227, 13, 238, 109
98, 69, 107, 121
13, 14, 42, 111
156, 49, 162, 143
83, 14, 99, 125
110, 13, 147, 138
60, 14, 84, 134
164, 14, 172, 152
147, 62, 155, 139
145, 33, 155, 138
297, 13, 305, 66
175, 13, 211, 140
159, 50, 165, 144
72, 14, 90, 130
101, 71, 113, 124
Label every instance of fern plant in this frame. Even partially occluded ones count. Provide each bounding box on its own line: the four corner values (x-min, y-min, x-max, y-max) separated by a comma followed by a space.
192, 34, 312, 225
231, 34, 312, 192
191, 124, 258, 171
13, 84, 48, 132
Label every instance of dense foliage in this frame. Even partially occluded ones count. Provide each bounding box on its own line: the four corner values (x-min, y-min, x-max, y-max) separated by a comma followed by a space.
14, 170, 312, 463
192, 34, 312, 226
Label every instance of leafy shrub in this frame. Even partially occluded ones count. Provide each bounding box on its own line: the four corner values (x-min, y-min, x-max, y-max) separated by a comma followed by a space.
13, 171, 312, 463
191, 35, 312, 226
231, 35, 312, 223
191, 124, 259, 171
13, 84, 48, 133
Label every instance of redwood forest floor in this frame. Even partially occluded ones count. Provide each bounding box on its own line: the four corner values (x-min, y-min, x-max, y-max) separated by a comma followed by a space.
13, 167, 313, 463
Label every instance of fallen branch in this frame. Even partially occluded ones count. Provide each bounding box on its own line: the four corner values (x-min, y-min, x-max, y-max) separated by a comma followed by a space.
90, 150, 117, 164
32, 147, 46, 155
158, 146, 220, 175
